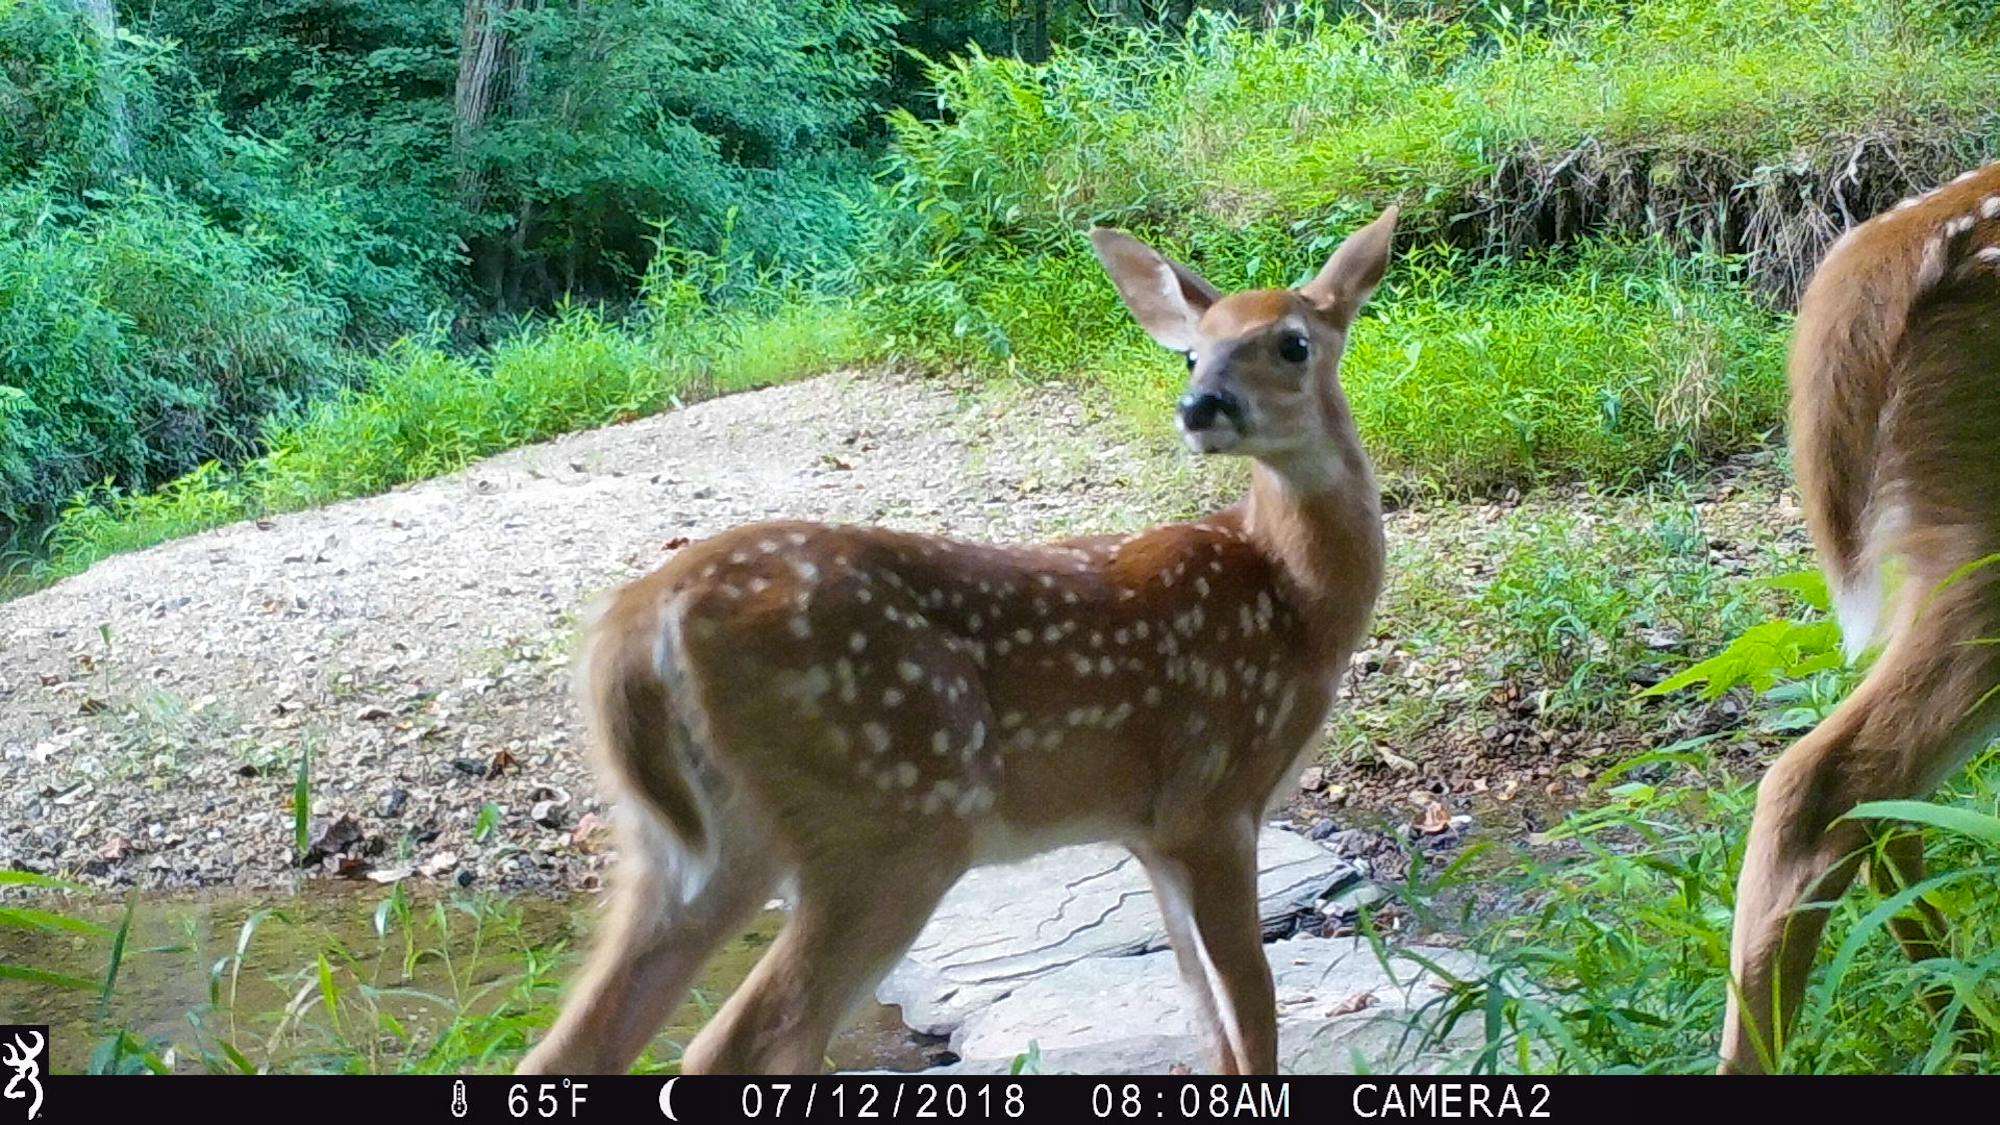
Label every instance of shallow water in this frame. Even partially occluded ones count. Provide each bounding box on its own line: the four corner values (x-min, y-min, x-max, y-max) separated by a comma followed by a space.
0, 883, 936, 1074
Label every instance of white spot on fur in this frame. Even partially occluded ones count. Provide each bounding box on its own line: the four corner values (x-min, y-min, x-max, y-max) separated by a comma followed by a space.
862, 722, 890, 754
1834, 573, 1884, 663
883, 687, 905, 707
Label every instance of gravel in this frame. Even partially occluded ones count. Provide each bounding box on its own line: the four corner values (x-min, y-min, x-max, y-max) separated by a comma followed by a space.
0, 371, 1184, 893
0, 370, 1806, 895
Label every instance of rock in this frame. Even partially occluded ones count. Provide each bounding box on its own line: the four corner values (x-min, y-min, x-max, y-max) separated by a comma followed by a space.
378, 787, 409, 818
1298, 766, 1326, 792
1309, 817, 1336, 841
302, 813, 364, 867
906, 934, 1481, 1075
1322, 881, 1389, 917
878, 829, 1356, 1037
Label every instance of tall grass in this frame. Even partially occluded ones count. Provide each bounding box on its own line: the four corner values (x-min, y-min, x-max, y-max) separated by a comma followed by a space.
24, 279, 865, 585
880, 2, 2000, 269
0, 880, 575, 1074
868, 233, 1790, 495
1386, 575, 2000, 1073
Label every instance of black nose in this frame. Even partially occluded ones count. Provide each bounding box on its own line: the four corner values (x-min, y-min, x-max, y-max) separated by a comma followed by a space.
1178, 391, 1241, 432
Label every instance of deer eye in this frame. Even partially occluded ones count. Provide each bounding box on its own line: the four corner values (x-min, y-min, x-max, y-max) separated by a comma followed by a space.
1184, 351, 1197, 371
1278, 332, 1309, 363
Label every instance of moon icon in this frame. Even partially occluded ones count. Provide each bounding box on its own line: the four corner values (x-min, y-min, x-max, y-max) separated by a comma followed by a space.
658, 1076, 680, 1120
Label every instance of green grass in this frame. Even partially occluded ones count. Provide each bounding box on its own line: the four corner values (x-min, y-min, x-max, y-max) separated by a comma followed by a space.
20, 296, 864, 586
1385, 743, 2000, 1074
868, 237, 1791, 496
1379, 578, 2000, 1074
881, 1, 2000, 269
0, 880, 575, 1075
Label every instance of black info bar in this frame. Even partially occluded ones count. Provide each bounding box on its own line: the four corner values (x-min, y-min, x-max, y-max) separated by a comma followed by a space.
23, 1073, 1944, 1123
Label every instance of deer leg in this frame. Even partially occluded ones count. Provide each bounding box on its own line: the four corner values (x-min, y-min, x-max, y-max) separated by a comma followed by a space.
519, 803, 782, 1075
1721, 620, 1998, 1074
1135, 846, 1236, 1073
680, 850, 965, 1075
1154, 820, 1277, 1075
1867, 828, 1988, 1052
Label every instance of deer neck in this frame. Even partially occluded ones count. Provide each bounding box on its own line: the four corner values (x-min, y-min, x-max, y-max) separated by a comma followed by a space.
1236, 428, 1384, 664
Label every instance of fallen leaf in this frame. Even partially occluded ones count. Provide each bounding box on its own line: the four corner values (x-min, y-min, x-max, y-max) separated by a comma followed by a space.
485, 750, 520, 779
1415, 802, 1450, 835
569, 812, 610, 853
1376, 747, 1418, 772
1330, 992, 1379, 1016
100, 836, 131, 862
662, 536, 691, 551
334, 855, 372, 879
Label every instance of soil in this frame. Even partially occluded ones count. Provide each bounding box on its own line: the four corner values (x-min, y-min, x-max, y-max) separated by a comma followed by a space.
0, 370, 1803, 895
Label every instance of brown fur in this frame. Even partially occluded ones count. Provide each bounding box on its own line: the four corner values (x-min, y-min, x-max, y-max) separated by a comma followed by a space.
1721, 165, 2000, 1073
517, 212, 1398, 1076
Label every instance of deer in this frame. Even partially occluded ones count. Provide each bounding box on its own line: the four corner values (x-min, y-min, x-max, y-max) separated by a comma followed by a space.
514, 206, 1398, 1076
1720, 163, 2000, 1073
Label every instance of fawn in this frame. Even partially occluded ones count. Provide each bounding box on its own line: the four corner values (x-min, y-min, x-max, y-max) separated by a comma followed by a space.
1721, 165, 2000, 1072
517, 207, 1399, 1075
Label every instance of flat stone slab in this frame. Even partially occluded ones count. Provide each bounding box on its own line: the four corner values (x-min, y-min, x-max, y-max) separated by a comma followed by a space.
870, 828, 1484, 1075
879, 828, 1357, 1036
935, 934, 1482, 1074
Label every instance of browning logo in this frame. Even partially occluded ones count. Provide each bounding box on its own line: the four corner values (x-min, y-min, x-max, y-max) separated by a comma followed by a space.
0, 1027, 43, 1122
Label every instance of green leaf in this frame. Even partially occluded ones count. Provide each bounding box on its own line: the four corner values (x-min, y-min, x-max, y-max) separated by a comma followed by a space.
0, 870, 90, 892
0, 962, 99, 991
1751, 570, 1832, 612
1842, 800, 2000, 844
0, 905, 111, 937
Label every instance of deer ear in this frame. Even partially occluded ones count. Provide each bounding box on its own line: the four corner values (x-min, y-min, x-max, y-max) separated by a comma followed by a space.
1298, 206, 1398, 327
1089, 228, 1221, 353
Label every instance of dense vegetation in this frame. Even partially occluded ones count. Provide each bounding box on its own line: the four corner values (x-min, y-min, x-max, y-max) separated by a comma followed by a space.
4, 0, 1998, 1076
12, 0, 2000, 572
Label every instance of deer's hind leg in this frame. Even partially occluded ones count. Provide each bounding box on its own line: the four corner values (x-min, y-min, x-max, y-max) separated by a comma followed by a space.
1721, 572, 2000, 1074
679, 839, 968, 1074
520, 791, 784, 1075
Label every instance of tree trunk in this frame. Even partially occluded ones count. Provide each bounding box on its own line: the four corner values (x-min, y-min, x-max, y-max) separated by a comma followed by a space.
73, 0, 131, 169
453, 0, 527, 219
454, 0, 544, 303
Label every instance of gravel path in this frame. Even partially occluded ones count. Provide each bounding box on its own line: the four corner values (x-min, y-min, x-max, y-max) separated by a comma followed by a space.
0, 370, 1804, 894
0, 372, 1204, 893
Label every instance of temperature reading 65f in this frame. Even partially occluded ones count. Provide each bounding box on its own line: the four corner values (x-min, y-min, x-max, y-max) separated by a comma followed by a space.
508, 1079, 590, 1118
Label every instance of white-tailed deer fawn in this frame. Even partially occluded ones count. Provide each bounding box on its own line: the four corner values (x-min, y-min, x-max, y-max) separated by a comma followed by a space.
1721, 165, 2000, 1072
516, 208, 1398, 1075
